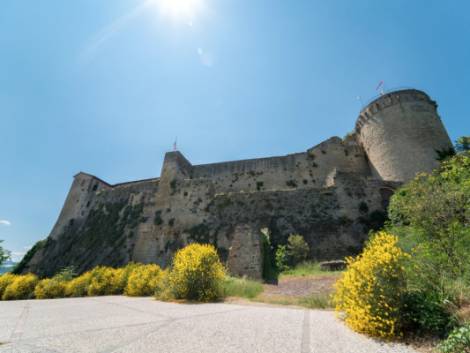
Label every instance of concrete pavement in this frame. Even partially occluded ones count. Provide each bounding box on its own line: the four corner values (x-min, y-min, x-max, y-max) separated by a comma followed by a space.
0, 296, 417, 353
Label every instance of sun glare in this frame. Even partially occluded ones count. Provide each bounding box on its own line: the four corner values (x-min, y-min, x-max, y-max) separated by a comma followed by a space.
152, 0, 204, 22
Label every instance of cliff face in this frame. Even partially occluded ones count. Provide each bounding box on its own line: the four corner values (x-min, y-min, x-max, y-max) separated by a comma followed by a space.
19, 89, 450, 279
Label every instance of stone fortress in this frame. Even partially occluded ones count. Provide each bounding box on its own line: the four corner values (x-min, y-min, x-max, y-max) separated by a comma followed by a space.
21, 89, 452, 279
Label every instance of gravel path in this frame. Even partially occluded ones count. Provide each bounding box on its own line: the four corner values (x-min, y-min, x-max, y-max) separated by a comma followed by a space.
0, 296, 418, 353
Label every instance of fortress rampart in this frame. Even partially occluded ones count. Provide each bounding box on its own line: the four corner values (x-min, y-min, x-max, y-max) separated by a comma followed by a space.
20, 89, 452, 279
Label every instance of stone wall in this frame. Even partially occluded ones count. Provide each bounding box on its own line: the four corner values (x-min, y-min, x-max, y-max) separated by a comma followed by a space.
21, 88, 452, 279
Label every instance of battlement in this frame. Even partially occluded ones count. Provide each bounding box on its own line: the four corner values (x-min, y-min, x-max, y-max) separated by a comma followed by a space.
355, 89, 437, 132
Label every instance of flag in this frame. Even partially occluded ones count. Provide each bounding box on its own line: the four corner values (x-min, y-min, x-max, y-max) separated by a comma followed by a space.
376, 80, 384, 91
173, 138, 177, 151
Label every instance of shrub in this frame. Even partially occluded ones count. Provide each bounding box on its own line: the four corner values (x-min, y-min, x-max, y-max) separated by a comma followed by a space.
275, 245, 289, 272
2, 274, 39, 300
438, 323, 470, 353
65, 271, 92, 297
125, 264, 163, 297
34, 279, 66, 299
222, 277, 263, 299
287, 234, 309, 266
87, 267, 125, 296
333, 232, 410, 338
53, 266, 77, 282
0, 273, 16, 298
169, 243, 225, 302
401, 291, 456, 337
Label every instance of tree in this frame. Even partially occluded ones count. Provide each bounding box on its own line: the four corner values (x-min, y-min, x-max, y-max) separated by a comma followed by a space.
455, 136, 470, 153
388, 152, 470, 297
286, 234, 309, 266
0, 240, 10, 265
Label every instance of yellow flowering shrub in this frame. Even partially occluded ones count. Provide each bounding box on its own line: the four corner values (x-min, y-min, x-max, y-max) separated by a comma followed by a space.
2, 274, 39, 300
333, 232, 410, 338
34, 279, 66, 299
169, 243, 225, 302
0, 273, 17, 298
125, 264, 163, 296
87, 266, 124, 296
65, 271, 92, 297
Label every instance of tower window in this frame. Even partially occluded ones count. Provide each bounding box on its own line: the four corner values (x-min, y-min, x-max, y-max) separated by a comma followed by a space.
92, 184, 98, 191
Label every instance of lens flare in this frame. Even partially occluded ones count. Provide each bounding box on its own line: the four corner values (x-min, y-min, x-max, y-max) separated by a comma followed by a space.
153, 0, 204, 22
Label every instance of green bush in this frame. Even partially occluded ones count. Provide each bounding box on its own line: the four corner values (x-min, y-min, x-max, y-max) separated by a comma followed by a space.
286, 234, 309, 266
125, 264, 163, 296
438, 323, 470, 353
2, 274, 39, 300
53, 266, 77, 282
0, 273, 16, 298
275, 245, 289, 272
169, 243, 225, 302
34, 279, 66, 299
401, 291, 456, 337
222, 277, 263, 299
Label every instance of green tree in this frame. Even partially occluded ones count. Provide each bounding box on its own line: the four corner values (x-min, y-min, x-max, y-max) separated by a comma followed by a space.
287, 234, 310, 266
388, 152, 470, 299
0, 240, 10, 265
455, 136, 470, 153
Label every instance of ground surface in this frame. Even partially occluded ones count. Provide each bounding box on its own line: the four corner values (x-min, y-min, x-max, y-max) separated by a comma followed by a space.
0, 296, 419, 353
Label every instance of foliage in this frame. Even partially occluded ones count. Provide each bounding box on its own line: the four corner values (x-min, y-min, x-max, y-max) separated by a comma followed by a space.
401, 291, 456, 337
388, 153, 470, 300
0, 273, 16, 298
34, 278, 66, 299
87, 267, 125, 296
168, 243, 225, 302
125, 264, 163, 296
13, 239, 46, 274
455, 136, 470, 153
2, 274, 39, 300
333, 232, 410, 338
222, 276, 263, 299
436, 147, 456, 161
0, 240, 10, 265
286, 234, 309, 266
65, 271, 92, 297
53, 266, 77, 282
260, 228, 278, 283
438, 323, 470, 353
275, 245, 289, 272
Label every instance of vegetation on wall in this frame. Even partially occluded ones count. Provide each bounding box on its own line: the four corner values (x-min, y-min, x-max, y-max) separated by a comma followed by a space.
13, 239, 46, 274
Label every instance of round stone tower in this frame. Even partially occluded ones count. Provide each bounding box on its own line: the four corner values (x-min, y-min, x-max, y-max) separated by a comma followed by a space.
355, 89, 452, 182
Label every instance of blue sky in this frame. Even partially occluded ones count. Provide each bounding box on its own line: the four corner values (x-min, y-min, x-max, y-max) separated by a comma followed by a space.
1, 0, 469, 261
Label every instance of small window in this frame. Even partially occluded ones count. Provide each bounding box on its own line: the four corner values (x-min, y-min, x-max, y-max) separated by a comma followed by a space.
86, 201, 91, 208
92, 184, 98, 191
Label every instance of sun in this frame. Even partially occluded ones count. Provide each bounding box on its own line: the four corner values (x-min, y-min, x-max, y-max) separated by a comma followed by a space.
152, 0, 204, 22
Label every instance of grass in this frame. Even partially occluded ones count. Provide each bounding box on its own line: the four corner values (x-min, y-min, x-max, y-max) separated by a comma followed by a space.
222, 277, 264, 299
253, 292, 333, 309
280, 262, 343, 278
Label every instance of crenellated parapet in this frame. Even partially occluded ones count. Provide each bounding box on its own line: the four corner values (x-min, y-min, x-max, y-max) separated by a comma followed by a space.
355, 89, 438, 132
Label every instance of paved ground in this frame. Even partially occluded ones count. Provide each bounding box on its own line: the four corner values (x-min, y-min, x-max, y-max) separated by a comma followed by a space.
0, 296, 418, 353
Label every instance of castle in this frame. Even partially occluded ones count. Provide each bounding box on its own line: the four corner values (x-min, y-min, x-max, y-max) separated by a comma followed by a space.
21, 89, 452, 279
